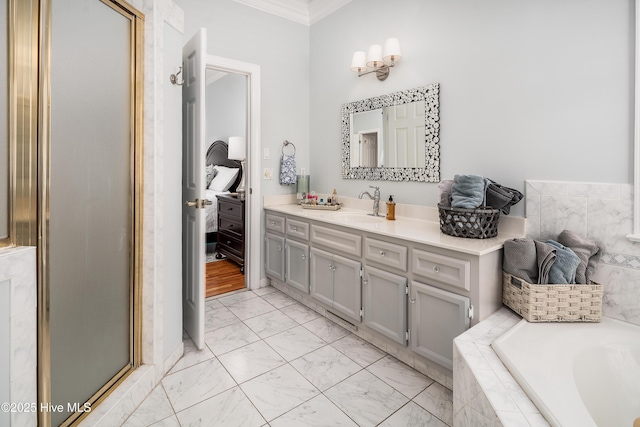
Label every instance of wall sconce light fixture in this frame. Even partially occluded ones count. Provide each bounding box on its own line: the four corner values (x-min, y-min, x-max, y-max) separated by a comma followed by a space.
351, 38, 401, 81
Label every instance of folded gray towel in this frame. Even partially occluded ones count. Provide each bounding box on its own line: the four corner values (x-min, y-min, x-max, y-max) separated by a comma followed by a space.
451, 174, 486, 209
534, 240, 556, 284
503, 238, 539, 284
557, 230, 603, 284
438, 180, 453, 206
485, 180, 524, 215
503, 238, 559, 284
545, 240, 581, 284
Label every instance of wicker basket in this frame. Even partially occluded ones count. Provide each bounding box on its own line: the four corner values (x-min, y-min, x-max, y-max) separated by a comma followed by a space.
437, 204, 500, 239
502, 271, 603, 322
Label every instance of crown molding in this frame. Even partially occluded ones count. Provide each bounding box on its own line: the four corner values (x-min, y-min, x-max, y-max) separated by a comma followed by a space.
309, 0, 352, 25
233, 0, 351, 26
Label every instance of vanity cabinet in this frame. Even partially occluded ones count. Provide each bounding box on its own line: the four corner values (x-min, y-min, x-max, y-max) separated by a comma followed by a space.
410, 280, 470, 370
285, 238, 309, 293
264, 204, 508, 376
310, 247, 362, 324
265, 233, 285, 281
363, 266, 408, 345
265, 214, 311, 293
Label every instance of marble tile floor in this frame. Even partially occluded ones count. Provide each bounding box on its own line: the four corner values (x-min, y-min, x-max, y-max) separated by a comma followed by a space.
121, 286, 453, 427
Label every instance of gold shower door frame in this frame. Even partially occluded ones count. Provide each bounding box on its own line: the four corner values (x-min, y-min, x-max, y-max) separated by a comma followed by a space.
37, 1, 144, 426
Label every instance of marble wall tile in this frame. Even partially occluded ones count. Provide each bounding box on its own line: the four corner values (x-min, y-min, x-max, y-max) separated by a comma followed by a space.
526, 180, 640, 326
0, 247, 37, 427
539, 195, 588, 239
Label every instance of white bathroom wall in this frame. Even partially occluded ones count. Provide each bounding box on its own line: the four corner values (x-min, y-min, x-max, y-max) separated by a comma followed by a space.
309, 0, 634, 216
525, 180, 640, 326
163, 20, 184, 361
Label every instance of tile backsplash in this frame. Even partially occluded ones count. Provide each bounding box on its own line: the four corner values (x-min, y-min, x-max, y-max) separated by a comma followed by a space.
525, 180, 640, 325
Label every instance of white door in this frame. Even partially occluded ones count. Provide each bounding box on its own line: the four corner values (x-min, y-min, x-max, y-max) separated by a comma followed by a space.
182, 28, 207, 349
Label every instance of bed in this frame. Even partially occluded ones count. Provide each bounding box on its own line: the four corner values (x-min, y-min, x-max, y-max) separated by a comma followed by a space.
205, 140, 242, 244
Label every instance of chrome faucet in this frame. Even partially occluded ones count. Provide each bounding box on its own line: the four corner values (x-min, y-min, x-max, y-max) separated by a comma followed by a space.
358, 186, 382, 216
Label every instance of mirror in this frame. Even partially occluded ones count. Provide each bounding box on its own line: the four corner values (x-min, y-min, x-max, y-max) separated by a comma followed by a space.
342, 84, 440, 182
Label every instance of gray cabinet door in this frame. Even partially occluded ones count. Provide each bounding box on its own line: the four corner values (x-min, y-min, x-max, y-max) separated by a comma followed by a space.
332, 253, 362, 324
286, 240, 309, 293
410, 280, 470, 370
310, 247, 334, 307
265, 233, 285, 281
364, 266, 408, 345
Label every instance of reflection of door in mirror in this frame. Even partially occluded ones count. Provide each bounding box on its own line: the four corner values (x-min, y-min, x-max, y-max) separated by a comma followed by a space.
360, 132, 378, 167
348, 100, 427, 168
384, 100, 425, 168
350, 110, 382, 167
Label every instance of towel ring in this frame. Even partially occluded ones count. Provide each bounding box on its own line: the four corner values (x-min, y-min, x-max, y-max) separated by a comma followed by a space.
282, 140, 296, 156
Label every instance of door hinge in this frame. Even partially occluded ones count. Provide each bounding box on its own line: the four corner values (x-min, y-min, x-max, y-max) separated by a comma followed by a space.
360, 308, 364, 318
406, 330, 410, 342
249, 187, 253, 194
468, 305, 474, 320
359, 268, 363, 278
405, 285, 409, 295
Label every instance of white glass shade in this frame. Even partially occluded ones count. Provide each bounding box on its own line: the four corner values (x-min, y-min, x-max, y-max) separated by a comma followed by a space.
228, 136, 246, 160
350, 51, 366, 72
366, 44, 383, 68
383, 38, 402, 64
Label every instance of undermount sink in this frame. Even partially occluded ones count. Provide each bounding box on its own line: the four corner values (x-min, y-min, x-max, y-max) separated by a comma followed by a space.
333, 213, 386, 224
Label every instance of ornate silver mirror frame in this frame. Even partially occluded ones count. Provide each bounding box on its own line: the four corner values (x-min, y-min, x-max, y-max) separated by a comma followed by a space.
341, 83, 440, 182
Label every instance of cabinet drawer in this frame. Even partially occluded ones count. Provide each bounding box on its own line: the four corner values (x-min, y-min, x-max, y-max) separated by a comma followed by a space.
365, 238, 407, 272
412, 249, 470, 291
310, 225, 362, 257
218, 231, 243, 254
266, 213, 285, 233
219, 200, 242, 220
286, 218, 309, 241
219, 216, 243, 237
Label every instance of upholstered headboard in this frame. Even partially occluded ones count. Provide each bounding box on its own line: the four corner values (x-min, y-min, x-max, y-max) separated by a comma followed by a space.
206, 140, 242, 192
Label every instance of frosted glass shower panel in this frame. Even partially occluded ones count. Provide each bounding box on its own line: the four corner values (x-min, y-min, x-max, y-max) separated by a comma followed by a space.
50, 1, 132, 425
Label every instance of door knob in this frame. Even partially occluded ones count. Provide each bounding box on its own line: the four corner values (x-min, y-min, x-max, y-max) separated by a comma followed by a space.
184, 199, 211, 208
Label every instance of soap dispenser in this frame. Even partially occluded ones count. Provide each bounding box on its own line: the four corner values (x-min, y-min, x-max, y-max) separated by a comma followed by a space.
386, 195, 396, 220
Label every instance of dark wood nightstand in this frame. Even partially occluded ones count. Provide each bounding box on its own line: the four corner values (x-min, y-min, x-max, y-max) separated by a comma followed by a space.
216, 194, 245, 273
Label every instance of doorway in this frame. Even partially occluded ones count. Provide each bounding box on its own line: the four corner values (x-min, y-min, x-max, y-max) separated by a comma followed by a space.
204, 70, 247, 297
202, 55, 261, 298
181, 35, 261, 348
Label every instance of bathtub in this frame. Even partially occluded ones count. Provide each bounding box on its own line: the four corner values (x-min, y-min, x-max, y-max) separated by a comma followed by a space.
492, 317, 640, 427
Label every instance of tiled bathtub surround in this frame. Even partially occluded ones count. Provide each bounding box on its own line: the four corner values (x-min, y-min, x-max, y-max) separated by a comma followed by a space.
452, 308, 550, 426
0, 247, 37, 427
525, 180, 640, 325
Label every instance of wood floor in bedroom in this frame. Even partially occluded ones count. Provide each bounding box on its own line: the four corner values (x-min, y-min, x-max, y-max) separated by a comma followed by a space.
205, 259, 245, 298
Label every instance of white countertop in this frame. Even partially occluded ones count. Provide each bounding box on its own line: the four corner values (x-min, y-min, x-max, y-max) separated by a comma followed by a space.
264, 203, 524, 256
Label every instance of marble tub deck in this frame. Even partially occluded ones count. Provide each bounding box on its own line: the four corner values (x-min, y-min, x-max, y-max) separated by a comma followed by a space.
121, 286, 454, 427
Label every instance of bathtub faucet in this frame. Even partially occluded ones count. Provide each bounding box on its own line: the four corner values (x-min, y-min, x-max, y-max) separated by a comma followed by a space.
358, 186, 382, 217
